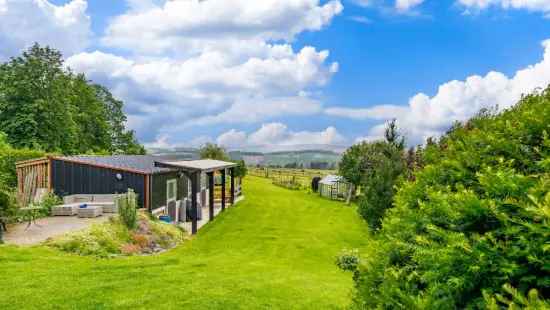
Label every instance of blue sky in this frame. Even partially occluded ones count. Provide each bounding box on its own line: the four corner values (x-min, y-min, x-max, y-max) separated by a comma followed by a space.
2, 0, 550, 151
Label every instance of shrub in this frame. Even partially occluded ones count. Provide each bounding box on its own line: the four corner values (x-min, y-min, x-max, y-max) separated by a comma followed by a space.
37, 192, 62, 216
46, 214, 185, 257
348, 88, 550, 308
336, 249, 360, 272
117, 189, 138, 230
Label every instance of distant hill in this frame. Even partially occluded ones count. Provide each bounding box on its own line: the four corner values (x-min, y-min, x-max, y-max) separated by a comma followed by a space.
147, 147, 342, 169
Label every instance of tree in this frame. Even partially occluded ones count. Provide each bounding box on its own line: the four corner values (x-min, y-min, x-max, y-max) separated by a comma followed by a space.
233, 160, 248, 178
199, 143, 229, 161
384, 119, 405, 150
0, 44, 144, 155
357, 141, 405, 230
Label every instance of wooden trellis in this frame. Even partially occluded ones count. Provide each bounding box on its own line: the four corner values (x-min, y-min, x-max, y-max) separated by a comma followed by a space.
15, 157, 50, 207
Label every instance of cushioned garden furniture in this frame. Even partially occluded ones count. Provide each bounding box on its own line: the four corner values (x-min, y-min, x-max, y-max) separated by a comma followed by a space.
77, 205, 103, 218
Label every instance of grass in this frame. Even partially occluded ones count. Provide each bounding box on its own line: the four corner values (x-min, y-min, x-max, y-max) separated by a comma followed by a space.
0, 176, 369, 309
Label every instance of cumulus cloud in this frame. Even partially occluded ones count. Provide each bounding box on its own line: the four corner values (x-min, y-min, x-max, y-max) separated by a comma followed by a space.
216, 123, 346, 152
327, 39, 550, 145
0, 0, 91, 59
395, 0, 425, 12
63, 0, 342, 145
459, 0, 550, 13
103, 0, 343, 55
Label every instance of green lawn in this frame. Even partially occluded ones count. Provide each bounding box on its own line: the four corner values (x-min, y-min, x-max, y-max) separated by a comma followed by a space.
0, 176, 369, 309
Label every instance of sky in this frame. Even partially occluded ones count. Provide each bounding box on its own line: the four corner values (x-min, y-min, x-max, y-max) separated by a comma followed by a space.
1, 0, 550, 152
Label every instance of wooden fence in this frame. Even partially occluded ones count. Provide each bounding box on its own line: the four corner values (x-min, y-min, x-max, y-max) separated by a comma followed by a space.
248, 167, 334, 190
15, 157, 50, 207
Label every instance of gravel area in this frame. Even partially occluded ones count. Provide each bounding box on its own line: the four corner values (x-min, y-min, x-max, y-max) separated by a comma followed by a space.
3, 215, 114, 246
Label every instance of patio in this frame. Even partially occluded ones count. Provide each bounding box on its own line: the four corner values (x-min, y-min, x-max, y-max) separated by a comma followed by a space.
3, 215, 114, 246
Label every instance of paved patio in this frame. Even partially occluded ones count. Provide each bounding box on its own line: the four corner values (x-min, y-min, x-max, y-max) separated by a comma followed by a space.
3, 215, 114, 246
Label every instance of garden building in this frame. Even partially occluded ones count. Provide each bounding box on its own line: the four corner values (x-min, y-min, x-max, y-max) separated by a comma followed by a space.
16, 155, 240, 234
318, 175, 351, 201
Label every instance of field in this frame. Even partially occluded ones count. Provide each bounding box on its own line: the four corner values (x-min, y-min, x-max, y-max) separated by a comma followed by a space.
0, 176, 369, 309
248, 167, 335, 190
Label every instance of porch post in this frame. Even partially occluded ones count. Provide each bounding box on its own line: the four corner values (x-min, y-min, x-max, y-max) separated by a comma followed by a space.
208, 171, 214, 221
230, 167, 235, 205
191, 171, 198, 234
221, 169, 226, 211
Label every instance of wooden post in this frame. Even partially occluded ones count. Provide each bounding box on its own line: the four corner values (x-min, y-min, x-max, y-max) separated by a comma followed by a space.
221, 169, 226, 211
208, 172, 214, 221
230, 167, 235, 205
191, 171, 198, 234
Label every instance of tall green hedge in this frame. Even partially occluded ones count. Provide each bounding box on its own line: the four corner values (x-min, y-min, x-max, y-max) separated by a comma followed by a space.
351, 89, 550, 308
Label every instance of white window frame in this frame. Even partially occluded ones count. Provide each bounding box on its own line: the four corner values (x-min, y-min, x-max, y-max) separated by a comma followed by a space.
166, 179, 178, 221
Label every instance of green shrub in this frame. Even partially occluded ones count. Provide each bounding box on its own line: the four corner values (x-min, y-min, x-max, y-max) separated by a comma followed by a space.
36, 193, 62, 216
349, 88, 550, 308
46, 214, 184, 258
117, 189, 138, 230
336, 249, 360, 272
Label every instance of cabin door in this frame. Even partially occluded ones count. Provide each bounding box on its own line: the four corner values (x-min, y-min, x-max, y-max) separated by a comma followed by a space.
167, 179, 178, 222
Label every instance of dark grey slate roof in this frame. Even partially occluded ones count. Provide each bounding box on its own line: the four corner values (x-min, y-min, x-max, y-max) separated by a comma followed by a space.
57, 155, 177, 174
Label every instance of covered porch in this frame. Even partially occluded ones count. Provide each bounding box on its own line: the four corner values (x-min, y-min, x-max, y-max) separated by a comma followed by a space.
155, 159, 239, 234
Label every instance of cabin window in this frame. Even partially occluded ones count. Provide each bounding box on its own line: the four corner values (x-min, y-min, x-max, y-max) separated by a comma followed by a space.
167, 179, 177, 202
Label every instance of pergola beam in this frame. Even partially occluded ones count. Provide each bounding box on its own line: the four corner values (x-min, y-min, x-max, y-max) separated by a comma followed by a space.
230, 167, 235, 205
208, 172, 214, 222
191, 171, 199, 234
221, 169, 226, 211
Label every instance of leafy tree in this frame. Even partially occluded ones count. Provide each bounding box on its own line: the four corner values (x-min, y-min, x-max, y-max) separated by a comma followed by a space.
0, 43, 144, 155
233, 160, 248, 178
357, 141, 405, 230
339, 120, 407, 228
199, 143, 229, 161
348, 87, 550, 308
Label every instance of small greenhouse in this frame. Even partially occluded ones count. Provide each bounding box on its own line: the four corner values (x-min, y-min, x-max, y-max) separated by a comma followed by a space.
317, 175, 351, 201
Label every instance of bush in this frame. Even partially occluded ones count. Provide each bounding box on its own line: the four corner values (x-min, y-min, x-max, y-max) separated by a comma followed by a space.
36, 192, 62, 216
336, 249, 360, 272
46, 214, 185, 258
117, 189, 138, 230
349, 88, 550, 308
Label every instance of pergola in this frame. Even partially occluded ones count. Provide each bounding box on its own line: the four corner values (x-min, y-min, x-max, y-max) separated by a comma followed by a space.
155, 159, 238, 234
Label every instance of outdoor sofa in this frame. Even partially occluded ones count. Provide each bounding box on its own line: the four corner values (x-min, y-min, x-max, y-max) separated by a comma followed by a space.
52, 194, 119, 216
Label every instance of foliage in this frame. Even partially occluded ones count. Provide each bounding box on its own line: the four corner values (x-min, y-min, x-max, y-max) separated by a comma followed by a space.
340, 120, 407, 230
350, 87, 550, 308
484, 284, 550, 310
0, 180, 17, 222
357, 141, 406, 230
0, 43, 144, 155
35, 193, 62, 216
116, 189, 138, 230
0, 132, 45, 188
233, 159, 248, 178
336, 249, 360, 272
46, 213, 184, 258
199, 143, 229, 161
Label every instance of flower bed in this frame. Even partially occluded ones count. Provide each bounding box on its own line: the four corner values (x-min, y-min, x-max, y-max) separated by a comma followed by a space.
45, 213, 186, 258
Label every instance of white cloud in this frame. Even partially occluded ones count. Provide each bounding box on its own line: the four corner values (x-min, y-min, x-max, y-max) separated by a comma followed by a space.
103, 0, 343, 55
349, 15, 373, 24
327, 39, 550, 145
66, 46, 337, 142
216, 123, 346, 152
0, 0, 91, 59
395, 0, 425, 11
63, 0, 342, 145
458, 0, 550, 13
